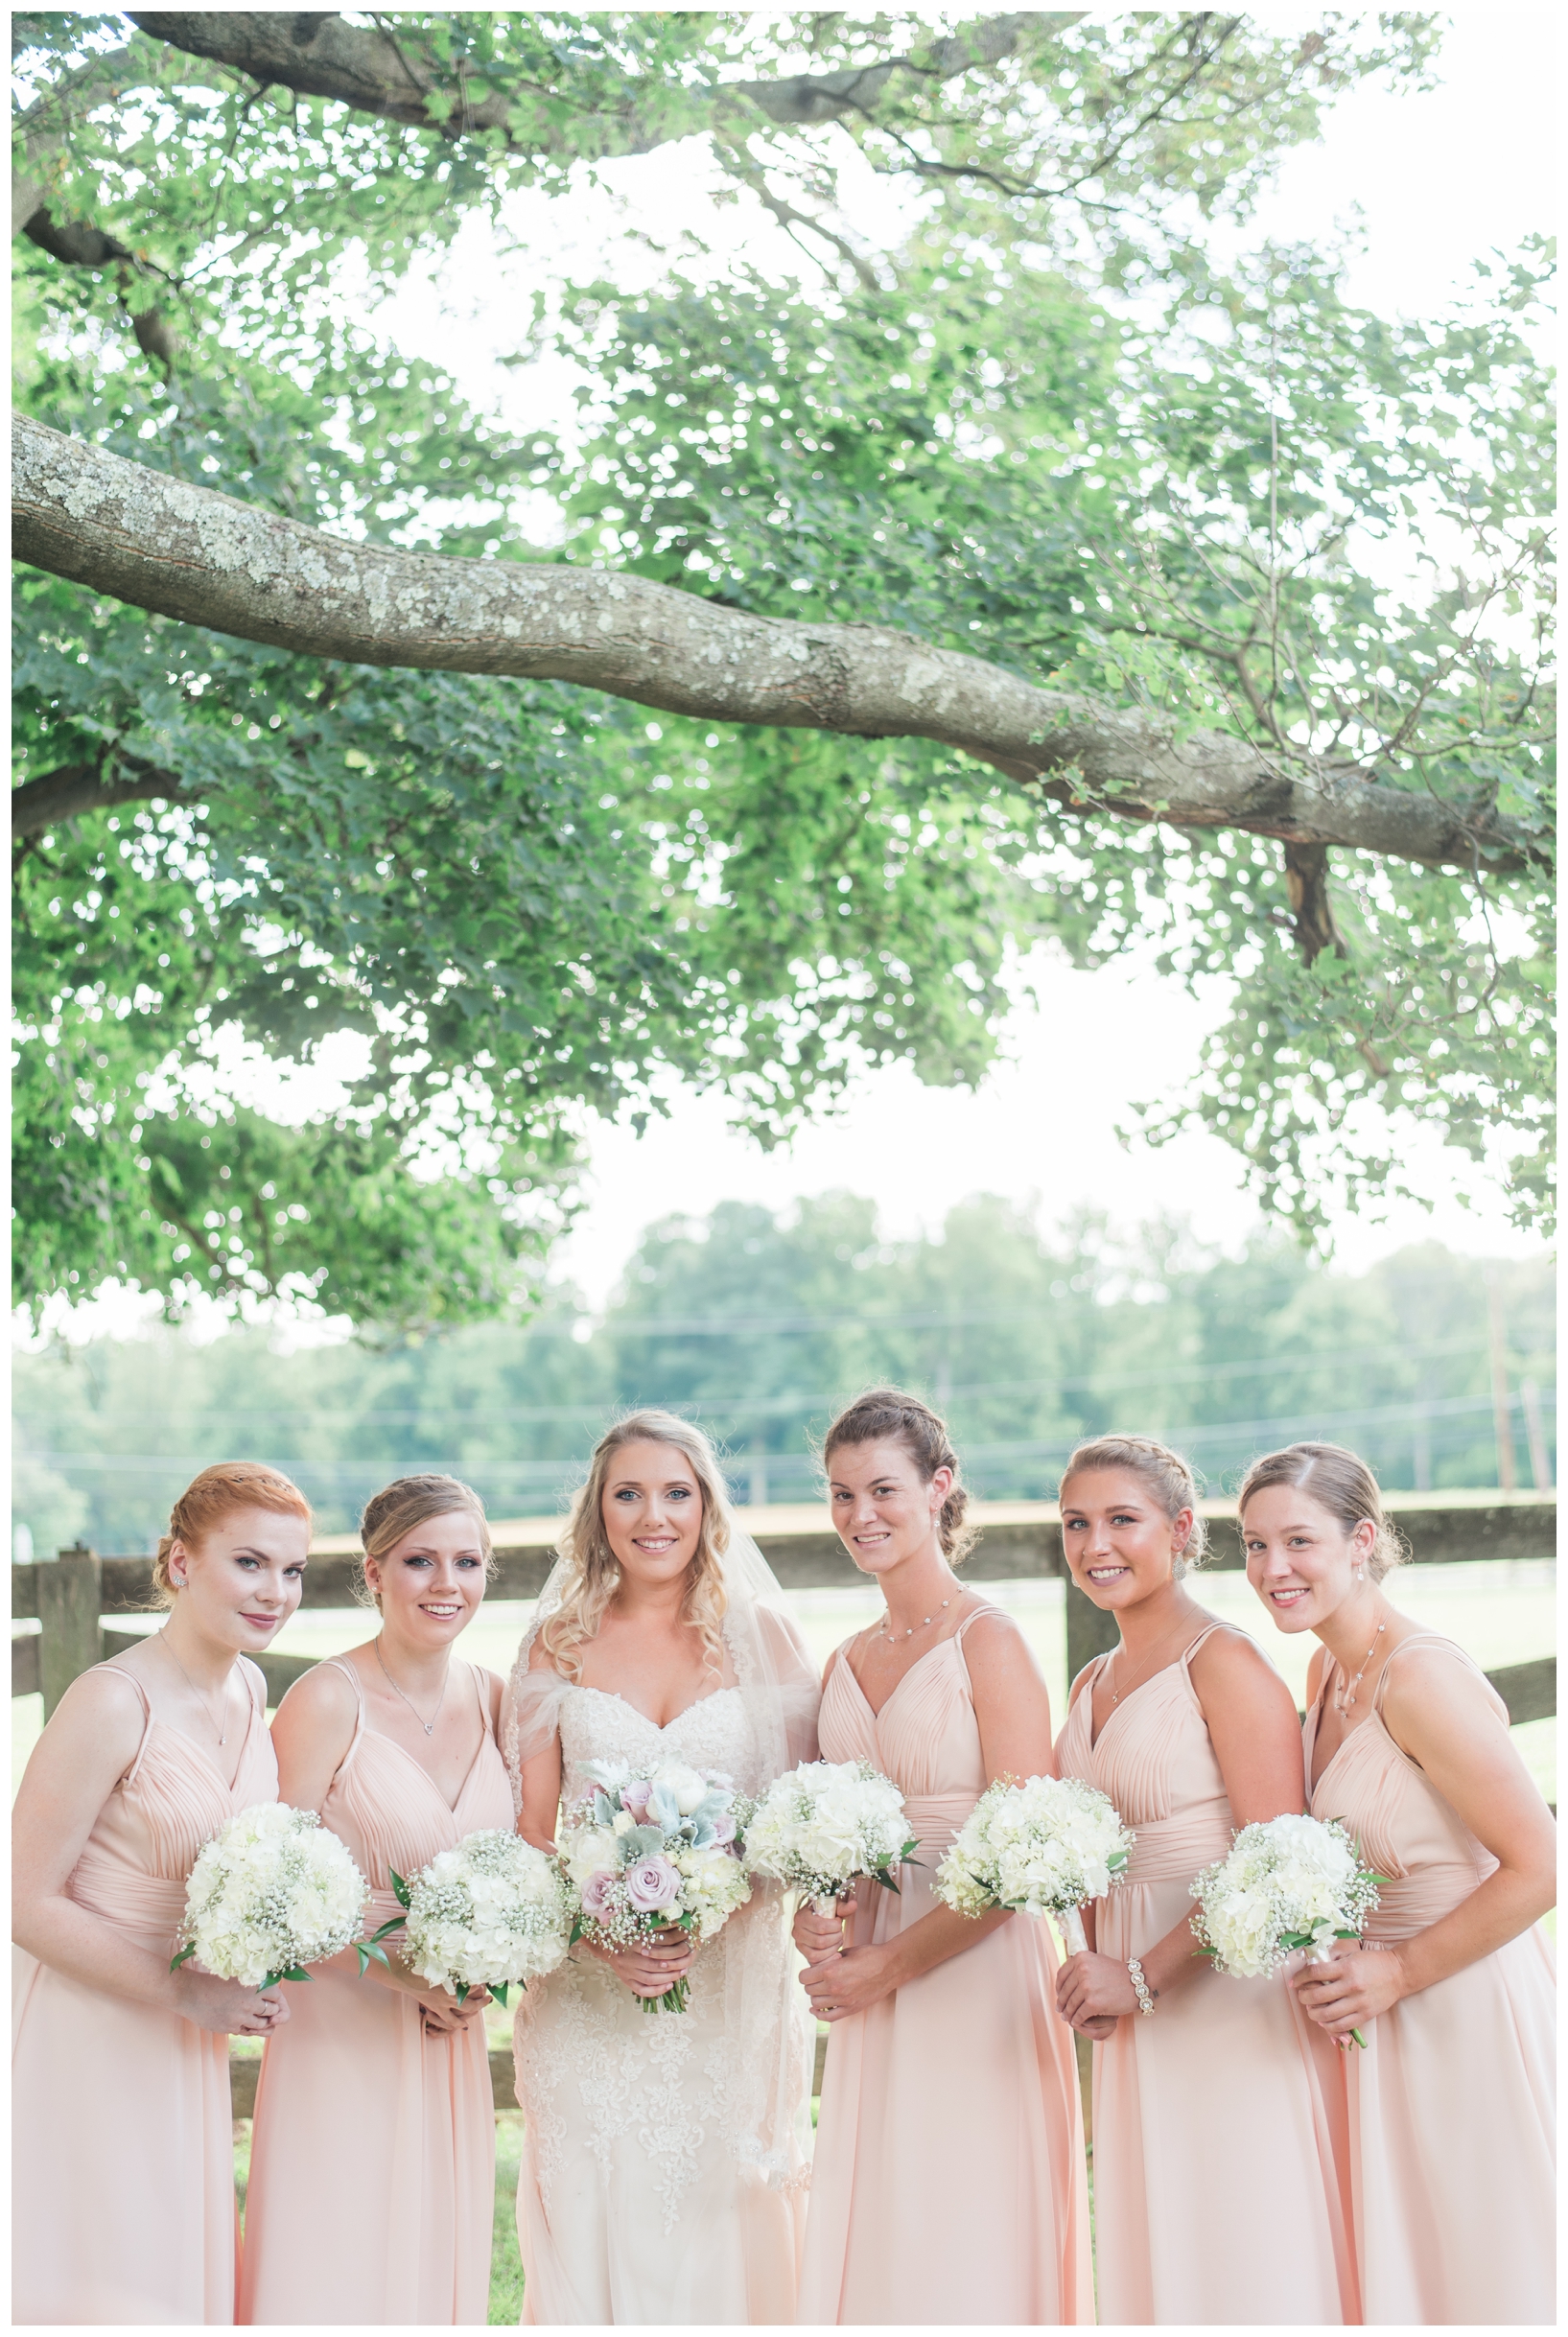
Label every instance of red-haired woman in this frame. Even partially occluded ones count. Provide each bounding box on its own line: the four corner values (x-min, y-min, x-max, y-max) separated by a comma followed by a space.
12, 1461, 311, 2325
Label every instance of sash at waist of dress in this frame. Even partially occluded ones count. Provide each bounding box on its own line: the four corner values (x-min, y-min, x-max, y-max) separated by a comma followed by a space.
68, 1858, 189, 1954
1361, 1861, 1484, 1940
901, 1792, 982, 1853
1120, 1808, 1233, 1885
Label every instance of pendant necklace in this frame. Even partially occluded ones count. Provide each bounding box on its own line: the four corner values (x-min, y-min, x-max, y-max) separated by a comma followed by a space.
1333, 1618, 1386, 1718
1109, 1624, 1191, 1706
159, 1629, 232, 1745
878, 1597, 952, 1645
376, 1636, 446, 1737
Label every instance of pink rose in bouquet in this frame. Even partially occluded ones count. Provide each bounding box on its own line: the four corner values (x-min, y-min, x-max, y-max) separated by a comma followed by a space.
625, 1857, 681, 1912
559, 1760, 753, 2013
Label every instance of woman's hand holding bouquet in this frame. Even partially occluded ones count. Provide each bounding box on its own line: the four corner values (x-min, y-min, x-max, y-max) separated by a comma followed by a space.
559, 1760, 752, 2011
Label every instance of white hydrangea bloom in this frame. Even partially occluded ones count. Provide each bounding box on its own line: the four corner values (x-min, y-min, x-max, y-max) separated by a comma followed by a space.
178, 1802, 369, 1988
935, 1774, 1135, 1923
402, 1830, 574, 1996
1190, 1814, 1382, 1979
743, 1760, 915, 1909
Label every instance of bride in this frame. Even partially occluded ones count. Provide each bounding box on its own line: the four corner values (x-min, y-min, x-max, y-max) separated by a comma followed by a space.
503, 1411, 820, 2325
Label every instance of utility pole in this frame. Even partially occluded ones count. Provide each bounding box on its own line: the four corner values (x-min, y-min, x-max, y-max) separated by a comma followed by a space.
1486, 1272, 1518, 1493
1519, 1381, 1553, 1491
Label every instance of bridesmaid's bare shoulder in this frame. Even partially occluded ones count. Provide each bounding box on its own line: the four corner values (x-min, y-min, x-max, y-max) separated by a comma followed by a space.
474, 1665, 506, 1729
270, 1652, 360, 1754
1186, 1618, 1294, 1703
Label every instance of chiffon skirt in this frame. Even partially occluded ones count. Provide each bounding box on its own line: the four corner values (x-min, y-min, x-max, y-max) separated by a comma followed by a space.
1091, 1875, 1357, 2325
12, 1940, 237, 2325
1347, 1925, 1555, 2324
239, 1953, 496, 2325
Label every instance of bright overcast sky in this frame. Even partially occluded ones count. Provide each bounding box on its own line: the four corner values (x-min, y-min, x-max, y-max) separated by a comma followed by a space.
475, 4, 1556, 1307
27, 9, 1556, 1342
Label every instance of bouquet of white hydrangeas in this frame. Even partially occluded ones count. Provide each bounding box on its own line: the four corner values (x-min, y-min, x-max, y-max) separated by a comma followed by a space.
742, 1758, 917, 1915
559, 1760, 753, 2013
173, 1802, 369, 1989
364, 1830, 573, 2006
935, 1773, 1135, 1952
1189, 1813, 1384, 2045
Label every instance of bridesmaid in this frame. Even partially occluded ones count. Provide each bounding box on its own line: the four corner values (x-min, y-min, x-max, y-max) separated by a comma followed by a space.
1053, 1435, 1356, 2325
795, 1389, 1093, 2325
1241, 1440, 1556, 2325
239, 1474, 512, 2326
12, 1461, 310, 2325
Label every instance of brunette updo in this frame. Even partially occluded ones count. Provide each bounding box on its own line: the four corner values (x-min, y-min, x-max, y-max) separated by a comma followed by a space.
1058, 1436, 1207, 1576
153, 1461, 314, 1607
355, 1474, 494, 1611
1236, 1442, 1407, 1581
822, 1388, 976, 1564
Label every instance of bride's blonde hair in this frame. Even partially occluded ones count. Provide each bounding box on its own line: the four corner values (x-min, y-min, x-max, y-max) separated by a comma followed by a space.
539, 1411, 734, 1684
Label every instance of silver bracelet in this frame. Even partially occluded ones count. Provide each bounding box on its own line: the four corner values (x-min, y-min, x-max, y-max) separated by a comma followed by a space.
1127, 1955, 1157, 2016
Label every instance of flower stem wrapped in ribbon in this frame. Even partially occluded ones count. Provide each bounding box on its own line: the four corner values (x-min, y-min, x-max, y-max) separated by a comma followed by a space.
741, 1758, 919, 1916
359, 1829, 573, 2006
935, 1773, 1135, 1953
1189, 1813, 1384, 2045
171, 1802, 369, 1989
559, 1759, 752, 2012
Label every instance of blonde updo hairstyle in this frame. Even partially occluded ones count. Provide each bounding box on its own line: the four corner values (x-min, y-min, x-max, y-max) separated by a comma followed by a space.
539, 1412, 733, 1685
822, 1388, 977, 1564
1058, 1436, 1207, 1577
153, 1461, 314, 1607
356, 1474, 495, 1612
1237, 1442, 1407, 1581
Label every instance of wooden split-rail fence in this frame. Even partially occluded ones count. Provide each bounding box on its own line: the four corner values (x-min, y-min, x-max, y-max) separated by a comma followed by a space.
13, 1491, 1554, 2131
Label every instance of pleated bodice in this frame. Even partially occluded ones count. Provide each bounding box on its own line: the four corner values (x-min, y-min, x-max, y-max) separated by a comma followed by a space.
71, 1659, 278, 1951
318, 1656, 515, 1928
1305, 1631, 1503, 1938
818, 1628, 987, 1857
1053, 1633, 1236, 1886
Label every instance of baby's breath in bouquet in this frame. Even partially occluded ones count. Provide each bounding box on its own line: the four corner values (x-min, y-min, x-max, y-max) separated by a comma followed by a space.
1189, 1813, 1383, 2045
364, 1830, 573, 2006
172, 1802, 369, 1988
559, 1759, 752, 2012
742, 1758, 917, 1915
936, 1773, 1134, 1952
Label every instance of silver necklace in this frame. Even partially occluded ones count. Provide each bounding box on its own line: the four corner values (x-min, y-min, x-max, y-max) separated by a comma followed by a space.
1109, 1624, 1192, 1706
159, 1629, 233, 1746
375, 1636, 446, 1737
878, 1597, 951, 1645
1333, 1618, 1387, 1718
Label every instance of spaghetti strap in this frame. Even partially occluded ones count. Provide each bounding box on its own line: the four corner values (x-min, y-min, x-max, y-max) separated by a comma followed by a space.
1177, 1620, 1232, 1671
100, 1662, 156, 1785
470, 1659, 496, 1741
1371, 1630, 1491, 1714
326, 1654, 368, 1769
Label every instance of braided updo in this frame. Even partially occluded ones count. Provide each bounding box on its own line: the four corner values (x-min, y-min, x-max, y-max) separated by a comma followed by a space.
152, 1461, 313, 1607
822, 1388, 975, 1564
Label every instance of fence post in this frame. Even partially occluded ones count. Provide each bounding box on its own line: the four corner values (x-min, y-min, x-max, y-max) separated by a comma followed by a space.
38, 1544, 103, 1718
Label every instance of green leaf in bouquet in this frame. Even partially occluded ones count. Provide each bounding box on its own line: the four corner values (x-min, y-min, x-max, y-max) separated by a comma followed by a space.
169, 1944, 197, 1974
491, 1981, 511, 2008
389, 1869, 413, 1910
355, 1941, 393, 1974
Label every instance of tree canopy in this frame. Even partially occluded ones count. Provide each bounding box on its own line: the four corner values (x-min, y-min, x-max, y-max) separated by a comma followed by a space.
11, 11, 1554, 1329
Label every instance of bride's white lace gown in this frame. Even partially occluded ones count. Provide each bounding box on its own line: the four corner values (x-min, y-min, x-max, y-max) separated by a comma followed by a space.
511, 1683, 814, 2325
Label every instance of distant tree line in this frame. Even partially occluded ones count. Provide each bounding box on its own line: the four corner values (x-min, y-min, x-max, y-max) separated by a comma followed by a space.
12, 1196, 1555, 1555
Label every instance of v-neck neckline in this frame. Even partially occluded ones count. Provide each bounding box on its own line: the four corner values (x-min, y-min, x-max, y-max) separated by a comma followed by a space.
148, 1668, 259, 1797
357, 1660, 490, 1817
573, 1682, 741, 1735
839, 1633, 958, 1724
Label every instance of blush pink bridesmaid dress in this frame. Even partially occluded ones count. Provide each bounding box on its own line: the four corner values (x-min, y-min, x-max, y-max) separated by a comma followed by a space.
1056, 1624, 1357, 2325
1306, 1632, 1556, 2325
797, 1611, 1094, 2326
12, 1658, 277, 2325
239, 1659, 513, 2325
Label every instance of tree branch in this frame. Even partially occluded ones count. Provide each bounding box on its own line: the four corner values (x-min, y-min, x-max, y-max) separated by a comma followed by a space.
126, 11, 1065, 154
11, 410, 1535, 874
11, 755, 185, 840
